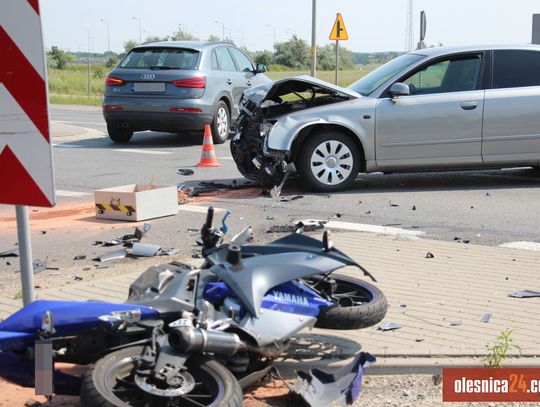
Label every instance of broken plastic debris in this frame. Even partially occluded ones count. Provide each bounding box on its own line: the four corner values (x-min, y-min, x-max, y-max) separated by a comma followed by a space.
177, 168, 195, 176
33, 259, 47, 274
290, 352, 375, 407
450, 320, 462, 326
0, 247, 20, 258
132, 243, 161, 257
73, 255, 86, 261
425, 252, 434, 259
97, 248, 127, 262
454, 237, 470, 244
509, 290, 540, 298
480, 313, 492, 323
378, 322, 402, 331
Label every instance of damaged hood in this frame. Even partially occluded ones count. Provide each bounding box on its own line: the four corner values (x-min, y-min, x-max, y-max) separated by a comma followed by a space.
242, 75, 361, 106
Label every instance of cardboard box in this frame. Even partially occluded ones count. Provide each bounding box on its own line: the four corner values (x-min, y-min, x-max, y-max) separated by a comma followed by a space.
95, 184, 178, 221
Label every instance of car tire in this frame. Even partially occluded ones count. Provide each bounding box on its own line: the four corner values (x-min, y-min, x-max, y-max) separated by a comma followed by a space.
212, 101, 230, 144
107, 124, 133, 143
296, 129, 361, 192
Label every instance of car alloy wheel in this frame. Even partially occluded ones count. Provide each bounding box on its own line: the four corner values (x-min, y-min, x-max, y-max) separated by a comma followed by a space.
216, 106, 229, 140
309, 140, 354, 186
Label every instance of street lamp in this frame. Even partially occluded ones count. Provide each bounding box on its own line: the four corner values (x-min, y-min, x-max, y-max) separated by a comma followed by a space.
215, 20, 225, 41
132, 16, 142, 44
266, 24, 276, 48
100, 18, 110, 52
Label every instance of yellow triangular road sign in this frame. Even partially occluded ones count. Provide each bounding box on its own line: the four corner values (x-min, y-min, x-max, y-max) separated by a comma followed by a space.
329, 13, 348, 41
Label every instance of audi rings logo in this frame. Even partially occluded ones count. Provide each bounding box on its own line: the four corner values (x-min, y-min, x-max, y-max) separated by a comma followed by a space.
140, 73, 155, 80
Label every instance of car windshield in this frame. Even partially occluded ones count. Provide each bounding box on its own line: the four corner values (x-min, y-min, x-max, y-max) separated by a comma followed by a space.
348, 54, 425, 96
119, 48, 199, 70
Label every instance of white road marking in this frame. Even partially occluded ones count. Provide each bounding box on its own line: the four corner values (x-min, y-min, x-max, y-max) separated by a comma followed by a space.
499, 241, 540, 251
178, 205, 226, 213
114, 149, 172, 155
54, 120, 106, 126
55, 190, 92, 198
298, 219, 425, 238
53, 144, 86, 148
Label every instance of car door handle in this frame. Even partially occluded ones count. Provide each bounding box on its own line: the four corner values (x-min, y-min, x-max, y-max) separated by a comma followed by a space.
226, 79, 232, 85
460, 101, 478, 110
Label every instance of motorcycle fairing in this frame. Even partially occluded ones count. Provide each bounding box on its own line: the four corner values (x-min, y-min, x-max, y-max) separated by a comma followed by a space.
290, 351, 376, 406
0, 300, 158, 351
203, 280, 333, 317
207, 233, 376, 282
210, 251, 347, 317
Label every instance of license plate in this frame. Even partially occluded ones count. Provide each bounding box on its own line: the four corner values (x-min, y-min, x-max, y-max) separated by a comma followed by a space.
133, 82, 165, 92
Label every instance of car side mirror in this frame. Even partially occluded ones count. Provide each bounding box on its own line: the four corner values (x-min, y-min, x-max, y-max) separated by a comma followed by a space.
256, 64, 267, 74
389, 82, 410, 97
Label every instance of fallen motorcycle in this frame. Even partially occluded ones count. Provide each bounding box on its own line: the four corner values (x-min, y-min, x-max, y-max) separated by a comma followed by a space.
0, 208, 387, 406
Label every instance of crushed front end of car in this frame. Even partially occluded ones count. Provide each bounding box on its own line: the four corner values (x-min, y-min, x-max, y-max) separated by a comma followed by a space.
231, 76, 360, 186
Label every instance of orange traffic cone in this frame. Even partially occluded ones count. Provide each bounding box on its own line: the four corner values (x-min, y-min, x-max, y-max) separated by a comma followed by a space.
197, 124, 221, 167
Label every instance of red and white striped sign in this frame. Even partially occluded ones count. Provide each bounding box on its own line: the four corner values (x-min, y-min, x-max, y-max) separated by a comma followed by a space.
0, 0, 55, 207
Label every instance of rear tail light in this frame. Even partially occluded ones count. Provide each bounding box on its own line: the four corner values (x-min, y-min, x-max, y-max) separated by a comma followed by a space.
103, 105, 124, 111
173, 77, 206, 88
169, 107, 202, 113
105, 76, 125, 86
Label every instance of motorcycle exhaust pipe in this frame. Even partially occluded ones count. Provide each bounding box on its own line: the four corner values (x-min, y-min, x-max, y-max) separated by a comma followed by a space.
169, 327, 247, 356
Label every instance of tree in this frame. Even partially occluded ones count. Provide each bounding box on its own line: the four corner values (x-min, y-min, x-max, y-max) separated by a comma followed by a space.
123, 39, 139, 54
207, 34, 220, 42
273, 35, 310, 69
254, 50, 274, 67
105, 55, 119, 68
169, 26, 199, 41
144, 35, 167, 43
47, 46, 74, 69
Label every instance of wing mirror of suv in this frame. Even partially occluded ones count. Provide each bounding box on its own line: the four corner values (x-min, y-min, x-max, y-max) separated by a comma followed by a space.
389, 82, 410, 98
256, 64, 267, 74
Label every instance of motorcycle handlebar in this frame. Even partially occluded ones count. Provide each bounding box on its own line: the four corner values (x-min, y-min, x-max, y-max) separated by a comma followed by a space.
204, 207, 214, 230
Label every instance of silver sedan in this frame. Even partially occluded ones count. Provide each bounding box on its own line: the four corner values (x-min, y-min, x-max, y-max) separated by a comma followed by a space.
232, 45, 540, 191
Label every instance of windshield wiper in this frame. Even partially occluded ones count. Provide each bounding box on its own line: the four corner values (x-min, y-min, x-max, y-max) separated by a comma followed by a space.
149, 66, 182, 70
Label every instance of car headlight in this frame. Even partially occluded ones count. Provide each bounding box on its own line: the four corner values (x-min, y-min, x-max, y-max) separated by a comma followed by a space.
259, 121, 275, 138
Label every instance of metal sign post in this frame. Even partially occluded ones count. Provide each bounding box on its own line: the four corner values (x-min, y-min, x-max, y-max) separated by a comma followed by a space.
311, 0, 317, 77
15, 206, 34, 305
329, 13, 349, 85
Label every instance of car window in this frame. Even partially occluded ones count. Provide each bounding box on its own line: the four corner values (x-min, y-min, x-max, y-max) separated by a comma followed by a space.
210, 50, 219, 70
229, 48, 254, 72
216, 47, 237, 71
493, 50, 540, 89
119, 48, 199, 69
349, 54, 424, 96
402, 56, 481, 95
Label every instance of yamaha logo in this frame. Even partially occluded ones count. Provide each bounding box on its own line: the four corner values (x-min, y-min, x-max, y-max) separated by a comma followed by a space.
140, 73, 155, 80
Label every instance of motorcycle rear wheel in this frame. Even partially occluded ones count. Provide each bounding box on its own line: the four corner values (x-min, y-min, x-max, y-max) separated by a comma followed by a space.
313, 274, 388, 330
80, 346, 243, 407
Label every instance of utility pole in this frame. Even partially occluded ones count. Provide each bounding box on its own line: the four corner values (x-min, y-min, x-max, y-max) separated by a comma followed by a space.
132, 16, 142, 44
266, 24, 276, 49
215, 21, 225, 40
100, 18, 110, 52
311, 0, 317, 77
405, 0, 414, 51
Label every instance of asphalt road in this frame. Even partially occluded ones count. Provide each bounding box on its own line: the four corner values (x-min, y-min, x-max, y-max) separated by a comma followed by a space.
47, 105, 540, 245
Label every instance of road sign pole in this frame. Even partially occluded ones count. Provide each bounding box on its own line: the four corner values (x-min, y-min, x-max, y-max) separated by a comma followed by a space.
311, 0, 317, 77
335, 40, 339, 85
15, 206, 34, 305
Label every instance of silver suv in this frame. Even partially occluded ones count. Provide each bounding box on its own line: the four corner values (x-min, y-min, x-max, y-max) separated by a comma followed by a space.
232, 45, 540, 191
103, 41, 270, 144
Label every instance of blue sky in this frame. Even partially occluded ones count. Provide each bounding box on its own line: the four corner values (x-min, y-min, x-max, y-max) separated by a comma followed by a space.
41, 0, 540, 53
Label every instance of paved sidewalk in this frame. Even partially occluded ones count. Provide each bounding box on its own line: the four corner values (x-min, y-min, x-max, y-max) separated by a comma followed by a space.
2, 231, 539, 369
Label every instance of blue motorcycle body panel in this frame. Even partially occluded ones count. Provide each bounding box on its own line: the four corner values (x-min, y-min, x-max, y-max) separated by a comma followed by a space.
204, 280, 333, 317
0, 300, 158, 351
